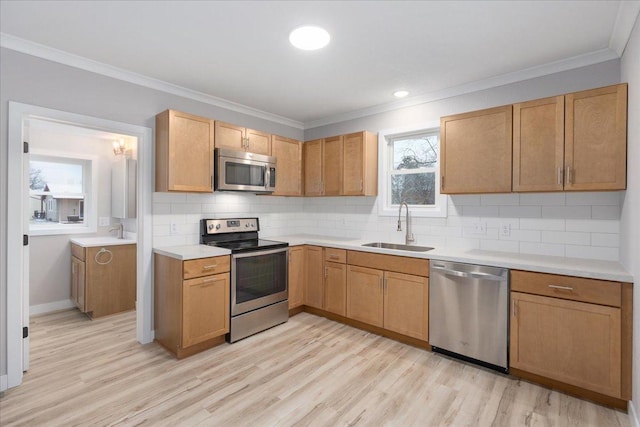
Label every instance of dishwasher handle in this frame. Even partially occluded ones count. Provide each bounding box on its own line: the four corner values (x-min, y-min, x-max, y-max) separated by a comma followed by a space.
431, 264, 506, 281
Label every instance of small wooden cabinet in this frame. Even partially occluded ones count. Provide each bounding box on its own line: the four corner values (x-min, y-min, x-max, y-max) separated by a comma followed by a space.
346, 265, 384, 327
510, 270, 632, 401
304, 139, 324, 196
324, 249, 347, 316
440, 105, 513, 194
154, 254, 230, 358
288, 246, 304, 309
214, 121, 271, 155
304, 246, 324, 309
70, 243, 136, 318
271, 135, 303, 196
342, 131, 378, 196
155, 109, 214, 192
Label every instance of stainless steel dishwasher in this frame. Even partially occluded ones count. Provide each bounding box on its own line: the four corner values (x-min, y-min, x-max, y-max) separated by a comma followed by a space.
429, 260, 509, 372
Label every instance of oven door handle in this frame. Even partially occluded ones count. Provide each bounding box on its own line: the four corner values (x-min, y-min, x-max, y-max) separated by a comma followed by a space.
231, 246, 289, 259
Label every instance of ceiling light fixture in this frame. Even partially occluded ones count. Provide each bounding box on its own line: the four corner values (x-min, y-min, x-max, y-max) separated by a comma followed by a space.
113, 138, 126, 155
289, 26, 330, 50
393, 90, 409, 98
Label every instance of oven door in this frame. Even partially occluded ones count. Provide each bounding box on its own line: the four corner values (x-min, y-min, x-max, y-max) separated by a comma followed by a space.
217, 156, 273, 193
231, 247, 288, 316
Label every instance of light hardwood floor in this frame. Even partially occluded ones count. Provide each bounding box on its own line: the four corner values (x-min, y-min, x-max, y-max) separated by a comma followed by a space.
0, 310, 631, 426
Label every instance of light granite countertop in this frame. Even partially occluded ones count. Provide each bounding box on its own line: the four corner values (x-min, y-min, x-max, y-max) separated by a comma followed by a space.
153, 244, 231, 260
71, 236, 137, 247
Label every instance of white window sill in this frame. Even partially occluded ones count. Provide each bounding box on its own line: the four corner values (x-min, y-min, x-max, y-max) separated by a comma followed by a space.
30, 222, 97, 236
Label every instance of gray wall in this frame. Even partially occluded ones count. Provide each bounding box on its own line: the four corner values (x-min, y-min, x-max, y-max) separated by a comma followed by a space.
620, 14, 640, 425
0, 47, 303, 377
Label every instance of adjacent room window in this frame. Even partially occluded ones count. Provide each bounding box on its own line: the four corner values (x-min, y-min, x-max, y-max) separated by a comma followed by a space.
378, 124, 447, 217
29, 152, 96, 235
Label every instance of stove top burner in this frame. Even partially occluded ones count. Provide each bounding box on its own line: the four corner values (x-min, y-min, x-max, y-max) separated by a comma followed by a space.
200, 218, 288, 253
205, 238, 288, 253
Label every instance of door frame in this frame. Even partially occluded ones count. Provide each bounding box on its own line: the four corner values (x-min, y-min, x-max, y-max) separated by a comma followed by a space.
5, 102, 154, 390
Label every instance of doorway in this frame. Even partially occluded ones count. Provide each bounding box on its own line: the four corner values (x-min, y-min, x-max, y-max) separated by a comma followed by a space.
5, 102, 154, 390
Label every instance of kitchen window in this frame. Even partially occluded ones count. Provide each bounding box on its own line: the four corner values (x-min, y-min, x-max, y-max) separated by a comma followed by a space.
378, 124, 447, 217
29, 151, 97, 235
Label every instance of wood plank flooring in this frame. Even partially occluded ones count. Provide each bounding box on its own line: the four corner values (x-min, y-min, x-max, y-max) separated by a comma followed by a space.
0, 310, 631, 426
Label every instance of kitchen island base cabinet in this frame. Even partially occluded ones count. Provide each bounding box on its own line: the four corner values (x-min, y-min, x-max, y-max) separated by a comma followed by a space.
154, 254, 230, 359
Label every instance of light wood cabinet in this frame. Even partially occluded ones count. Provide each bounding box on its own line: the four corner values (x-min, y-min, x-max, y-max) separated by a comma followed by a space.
440, 105, 513, 194
384, 271, 428, 341
288, 246, 305, 309
304, 139, 323, 196
513, 96, 565, 192
271, 135, 303, 196
70, 243, 136, 318
154, 254, 230, 358
324, 249, 347, 316
304, 246, 324, 309
155, 109, 214, 192
565, 83, 627, 191
510, 270, 632, 401
342, 131, 378, 196
214, 121, 271, 155
347, 265, 384, 327
323, 135, 344, 196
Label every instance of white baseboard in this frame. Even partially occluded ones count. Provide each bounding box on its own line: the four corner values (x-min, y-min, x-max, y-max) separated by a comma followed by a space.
0, 374, 8, 392
631, 400, 640, 427
30, 299, 75, 316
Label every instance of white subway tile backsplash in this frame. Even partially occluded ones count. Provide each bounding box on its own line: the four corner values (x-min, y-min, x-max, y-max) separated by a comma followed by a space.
519, 218, 565, 231
565, 245, 619, 262
519, 193, 565, 206
481, 193, 520, 206
171, 203, 202, 214
153, 192, 186, 203
542, 206, 591, 219
445, 236, 480, 250
566, 219, 619, 233
541, 231, 590, 245
591, 233, 620, 247
480, 239, 520, 253
449, 195, 481, 206
501, 229, 541, 242
519, 242, 565, 257
566, 191, 621, 206
591, 205, 621, 220
153, 203, 171, 215
462, 206, 500, 216
499, 206, 541, 218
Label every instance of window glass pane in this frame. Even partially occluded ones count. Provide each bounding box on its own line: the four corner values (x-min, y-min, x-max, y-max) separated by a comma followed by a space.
392, 135, 439, 171
30, 158, 85, 225
30, 160, 82, 191
391, 172, 436, 205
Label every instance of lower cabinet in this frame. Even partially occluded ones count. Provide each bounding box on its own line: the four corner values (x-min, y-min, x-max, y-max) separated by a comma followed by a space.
288, 246, 305, 309
154, 253, 230, 358
510, 270, 632, 401
304, 246, 324, 309
70, 256, 86, 312
324, 262, 347, 316
346, 265, 384, 327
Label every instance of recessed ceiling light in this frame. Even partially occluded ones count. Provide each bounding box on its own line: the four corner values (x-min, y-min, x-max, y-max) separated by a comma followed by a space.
289, 26, 330, 50
394, 90, 409, 98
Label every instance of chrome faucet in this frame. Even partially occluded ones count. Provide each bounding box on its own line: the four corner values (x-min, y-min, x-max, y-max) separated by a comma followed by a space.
109, 222, 124, 239
397, 201, 415, 245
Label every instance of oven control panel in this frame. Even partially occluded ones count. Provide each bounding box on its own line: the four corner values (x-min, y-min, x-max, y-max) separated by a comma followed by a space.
204, 218, 259, 234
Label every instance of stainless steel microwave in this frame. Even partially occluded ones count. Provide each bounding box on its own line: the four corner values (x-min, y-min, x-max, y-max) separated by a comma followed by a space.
214, 148, 276, 193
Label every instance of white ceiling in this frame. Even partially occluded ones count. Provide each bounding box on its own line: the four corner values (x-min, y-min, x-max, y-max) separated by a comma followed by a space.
1, 1, 639, 128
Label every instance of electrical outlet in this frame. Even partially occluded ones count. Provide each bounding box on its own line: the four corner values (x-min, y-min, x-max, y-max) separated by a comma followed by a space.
500, 223, 511, 237
472, 221, 486, 234
99, 217, 110, 227
170, 223, 178, 235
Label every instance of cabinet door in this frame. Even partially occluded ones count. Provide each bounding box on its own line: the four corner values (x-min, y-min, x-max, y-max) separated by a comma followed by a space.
156, 110, 214, 192
347, 265, 384, 327
304, 139, 324, 196
182, 273, 230, 348
343, 131, 377, 196
246, 128, 271, 155
71, 256, 86, 312
565, 84, 627, 191
384, 272, 428, 341
324, 262, 347, 316
510, 291, 621, 398
85, 244, 136, 318
214, 121, 246, 151
440, 105, 513, 194
304, 246, 324, 308
288, 246, 305, 309
323, 136, 343, 196
272, 135, 303, 196
513, 96, 564, 192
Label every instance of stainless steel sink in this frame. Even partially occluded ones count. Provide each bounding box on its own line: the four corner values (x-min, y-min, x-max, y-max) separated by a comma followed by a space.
361, 242, 434, 252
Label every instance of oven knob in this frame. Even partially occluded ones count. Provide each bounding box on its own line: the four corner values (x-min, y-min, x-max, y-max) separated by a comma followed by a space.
215, 224, 221, 230
245, 223, 250, 228
208, 224, 214, 230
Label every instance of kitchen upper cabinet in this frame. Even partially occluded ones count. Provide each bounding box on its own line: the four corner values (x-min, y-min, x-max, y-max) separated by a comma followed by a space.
271, 135, 303, 196
156, 109, 214, 192
565, 84, 627, 191
304, 246, 324, 309
513, 96, 565, 192
347, 265, 384, 327
304, 139, 324, 196
440, 105, 513, 194
323, 136, 344, 196
342, 131, 378, 196
214, 121, 271, 155
288, 246, 304, 309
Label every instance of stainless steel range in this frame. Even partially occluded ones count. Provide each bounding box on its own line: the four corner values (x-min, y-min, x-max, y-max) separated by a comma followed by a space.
200, 218, 289, 343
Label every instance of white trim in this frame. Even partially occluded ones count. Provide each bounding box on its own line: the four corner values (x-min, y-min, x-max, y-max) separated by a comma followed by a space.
29, 299, 75, 316
0, 33, 304, 130
377, 122, 447, 218
609, 1, 640, 56
630, 401, 640, 427
304, 48, 619, 129
0, 375, 7, 392
7, 102, 155, 391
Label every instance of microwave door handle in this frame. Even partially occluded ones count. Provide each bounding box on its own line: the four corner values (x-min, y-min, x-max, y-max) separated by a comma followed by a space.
264, 166, 269, 191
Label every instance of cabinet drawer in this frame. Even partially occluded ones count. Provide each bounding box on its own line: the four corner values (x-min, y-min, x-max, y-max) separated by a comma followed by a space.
183, 256, 230, 279
324, 248, 346, 263
347, 251, 429, 277
71, 243, 86, 261
511, 270, 621, 307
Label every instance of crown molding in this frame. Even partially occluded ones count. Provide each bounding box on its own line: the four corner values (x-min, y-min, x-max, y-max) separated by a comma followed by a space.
0, 33, 304, 130
609, 0, 640, 56
304, 47, 620, 129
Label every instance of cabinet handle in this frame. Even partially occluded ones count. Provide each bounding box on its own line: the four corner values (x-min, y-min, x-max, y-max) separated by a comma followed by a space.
202, 264, 218, 270
566, 166, 572, 184
72, 263, 76, 274
329, 255, 339, 260
201, 277, 221, 285
94, 248, 113, 265
512, 299, 516, 317
384, 278, 388, 293
441, 176, 445, 191
378, 277, 382, 291
557, 167, 563, 185
360, 179, 363, 191
324, 267, 328, 278
548, 284, 574, 291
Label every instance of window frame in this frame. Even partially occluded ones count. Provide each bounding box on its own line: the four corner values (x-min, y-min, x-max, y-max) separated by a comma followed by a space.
29, 149, 98, 236
377, 122, 447, 218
